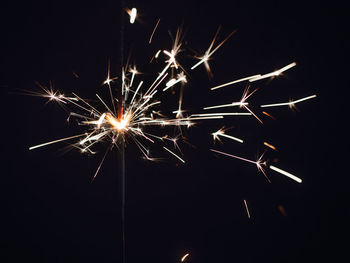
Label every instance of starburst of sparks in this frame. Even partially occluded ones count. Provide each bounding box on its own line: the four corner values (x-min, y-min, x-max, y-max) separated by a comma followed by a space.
28, 12, 314, 194
24, 8, 319, 262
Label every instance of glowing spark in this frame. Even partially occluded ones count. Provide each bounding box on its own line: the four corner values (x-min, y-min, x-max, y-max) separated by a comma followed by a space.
211, 74, 261, 90
154, 49, 161, 58
129, 65, 139, 88
191, 113, 251, 117
127, 8, 137, 24
191, 27, 237, 75
240, 87, 263, 124
164, 49, 179, 69
102, 61, 117, 86
149, 18, 160, 44
96, 94, 114, 114
105, 113, 131, 131
163, 73, 186, 91
129, 81, 143, 106
243, 199, 251, 219
203, 102, 248, 110
210, 149, 270, 182
260, 94, 317, 108
249, 62, 297, 82
144, 72, 168, 98
262, 111, 276, 120
211, 149, 258, 165
163, 146, 185, 163
29, 133, 88, 150
181, 253, 190, 262
91, 147, 111, 182
263, 141, 277, 151
269, 165, 302, 183
212, 128, 243, 143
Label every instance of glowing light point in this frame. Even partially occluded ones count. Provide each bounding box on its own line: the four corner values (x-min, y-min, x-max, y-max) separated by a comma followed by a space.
129, 8, 137, 24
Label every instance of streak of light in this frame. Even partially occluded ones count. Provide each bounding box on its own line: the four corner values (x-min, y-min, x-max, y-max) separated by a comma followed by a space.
96, 93, 114, 114
29, 133, 88, 150
191, 27, 237, 75
82, 113, 106, 128
91, 146, 111, 182
210, 149, 270, 182
191, 113, 251, 117
262, 111, 276, 120
149, 18, 160, 44
211, 74, 261, 90
181, 253, 190, 262
269, 165, 302, 183
239, 87, 263, 124
212, 128, 243, 143
129, 66, 139, 88
211, 149, 257, 165
71, 93, 101, 115
243, 199, 251, 218
144, 72, 168, 98
263, 141, 277, 151
129, 81, 143, 106
163, 73, 186, 91
103, 60, 117, 114
203, 102, 248, 110
248, 62, 297, 82
260, 94, 317, 108
186, 116, 223, 120
163, 146, 185, 163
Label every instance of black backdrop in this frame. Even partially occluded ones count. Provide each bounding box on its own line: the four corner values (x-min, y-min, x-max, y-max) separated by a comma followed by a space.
1, 1, 347, 262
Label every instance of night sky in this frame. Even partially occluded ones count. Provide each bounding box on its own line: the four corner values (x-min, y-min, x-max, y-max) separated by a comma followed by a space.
1, 1, 347, 262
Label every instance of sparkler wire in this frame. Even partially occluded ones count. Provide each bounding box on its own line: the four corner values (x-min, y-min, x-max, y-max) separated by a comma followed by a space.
119, 1, 126, 262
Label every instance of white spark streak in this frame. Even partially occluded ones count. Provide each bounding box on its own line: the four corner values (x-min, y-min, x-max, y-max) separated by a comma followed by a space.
210, 149, 257, 165
29, 133, 88, 150
163, 146, 185, 163
191, 113, 251, 117
243, 199, 251, 218
269, 165, 302, 183
210, 149, 269, 182
211, 75, 261, 90
155, 49, 161, 58
212, 129, 243, 143
129, 81, 143, 106
203, 102, 248, 110
260, 95, 317, 108
191, 27, 236, 73
249, 62, 297, 82
163, 74, 186, 91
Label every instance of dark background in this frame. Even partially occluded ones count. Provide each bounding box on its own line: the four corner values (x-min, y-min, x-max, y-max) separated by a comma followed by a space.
1, 0, 347, 262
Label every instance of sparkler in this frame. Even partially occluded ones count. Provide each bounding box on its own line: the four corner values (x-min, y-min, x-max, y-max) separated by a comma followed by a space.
26, 6, 316, 262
